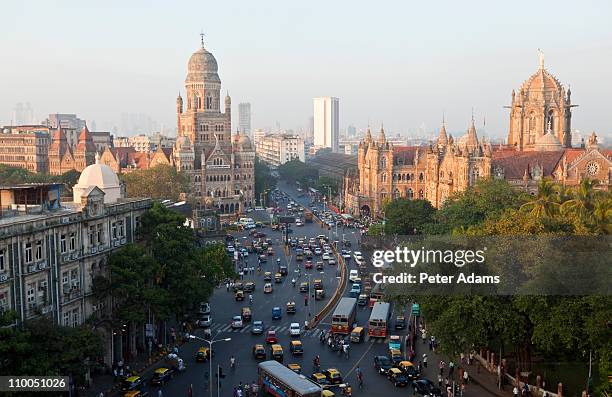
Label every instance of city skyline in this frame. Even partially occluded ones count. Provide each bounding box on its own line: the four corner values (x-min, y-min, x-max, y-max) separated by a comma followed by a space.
2, 1, 612, 140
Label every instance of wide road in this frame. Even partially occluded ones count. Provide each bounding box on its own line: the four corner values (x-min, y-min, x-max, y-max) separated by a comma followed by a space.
129, 180, 495, 397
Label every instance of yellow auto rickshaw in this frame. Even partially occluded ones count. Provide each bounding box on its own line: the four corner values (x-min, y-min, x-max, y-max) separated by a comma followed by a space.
322, 390, 335, 397
241, 307, 252, 321
264, 272, 272, 281
195, 347, 211, 362
274, 273, 282, 283
271, 344, 283, 362
286, 301, 296, 314
287, 363, 301, 374
123, 391, 150, 397
350, 326, 364, 343
234, 290, 244, 301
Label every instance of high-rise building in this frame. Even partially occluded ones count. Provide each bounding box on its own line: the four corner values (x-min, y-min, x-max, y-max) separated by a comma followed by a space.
347, 124, 357, 137
0, 125, 50, 173
255, 134, 305, 167
238, 103, 251, 135
12, 103, 34, 125
313, 97, 339, 152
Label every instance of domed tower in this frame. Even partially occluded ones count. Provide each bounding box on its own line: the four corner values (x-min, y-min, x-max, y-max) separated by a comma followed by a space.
507, 50, 574, 150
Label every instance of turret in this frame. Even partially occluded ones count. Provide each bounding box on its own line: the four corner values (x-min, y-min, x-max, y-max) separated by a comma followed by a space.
378, 124, 386, 145
225, 92, 231, 115
176, 92, 183, 114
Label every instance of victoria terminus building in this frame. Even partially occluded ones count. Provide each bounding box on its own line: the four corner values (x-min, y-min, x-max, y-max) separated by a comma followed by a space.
174, 39, 255, 217
344, 55, 611, 216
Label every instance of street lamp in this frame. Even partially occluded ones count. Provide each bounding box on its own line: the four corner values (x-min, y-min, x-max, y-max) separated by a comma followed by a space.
187, 333, 232, 397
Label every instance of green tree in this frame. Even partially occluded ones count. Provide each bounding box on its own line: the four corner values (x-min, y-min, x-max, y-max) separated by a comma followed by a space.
384, 199, 436, 235
520, 178, 560, 219
254, 157, 277, 199
121, 164, 190, 200
277, 159, 318, 187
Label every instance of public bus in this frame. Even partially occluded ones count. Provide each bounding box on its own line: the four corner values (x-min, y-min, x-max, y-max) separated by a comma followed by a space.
258, 360, 322, 397
368, 301, 391, 338
368, 283, 386, 307
331, 297, 357, 335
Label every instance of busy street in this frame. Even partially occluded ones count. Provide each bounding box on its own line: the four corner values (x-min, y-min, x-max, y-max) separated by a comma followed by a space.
111, 180, 496, 397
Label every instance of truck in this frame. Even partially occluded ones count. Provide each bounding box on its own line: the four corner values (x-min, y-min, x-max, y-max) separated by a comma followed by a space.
304, 212, 314, 223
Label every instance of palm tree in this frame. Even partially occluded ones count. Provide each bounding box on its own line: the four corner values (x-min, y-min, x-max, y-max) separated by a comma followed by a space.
591, 196, 612, 235
560, 178, 598, 220
520, 178, 559, 219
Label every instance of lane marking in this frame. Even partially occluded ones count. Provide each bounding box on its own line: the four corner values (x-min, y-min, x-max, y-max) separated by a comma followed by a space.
345, 337, 376, 378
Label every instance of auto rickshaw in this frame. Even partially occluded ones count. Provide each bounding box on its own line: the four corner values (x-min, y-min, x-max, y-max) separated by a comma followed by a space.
241, 307, 252, 321
121, 376, 144, 392
286, 301, 296, 314
264, 272, 272, 281
315, 289, 325, 300
233, 282, 243, 292
289, 340, 303, 355
389, 348, 402, 365
252, 344, 266, 359
387, 367, 409, 387
313, 279, 323, 289
310, 373, 330, 386
271, 344, 283, 362
234, 290, 244, 301
350, 327, 364, 343
322, 390, 336, 397
287, 363, 301, 374
195, 347, 211, 362
274, 273, 282, 283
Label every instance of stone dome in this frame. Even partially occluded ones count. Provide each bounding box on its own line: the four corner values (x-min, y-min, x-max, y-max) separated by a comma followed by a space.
233, 131, 252, 151
521, 68, 563, 95
73, 155, 122, 203
534, 131, 563, 151
186, 46, 220, 84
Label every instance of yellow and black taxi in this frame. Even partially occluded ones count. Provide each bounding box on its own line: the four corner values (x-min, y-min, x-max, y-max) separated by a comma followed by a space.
195, 347, 211, 362
234, 290, 244, 301
241, 307, 252, 321
398, 361, 419, 380
389, 348, 402, 365
121, 375, 144, 392
387, 367, 409, 387
123, 391, 150, 397
287, 363, 301, 374
286, 301, 296, 314
264, 272, 272, 281
350, 326, 364, 343
313, 279, 323, 289
252, 344, 266, 359
299, 282, 309, 292
274, 272, 283, 283
321, 390, 335, 397
310, 373, 330, 386
316, 261, 324, 271
289, 340, 303, 355
150, 367, 174, 386
322, 368, 343, 385
271, 344, 283, 362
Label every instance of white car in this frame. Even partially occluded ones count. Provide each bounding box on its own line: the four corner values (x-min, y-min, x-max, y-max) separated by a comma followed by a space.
244, 223, 256, 229
289, 322, 301, 336
255, 206, 264, 211
349, 269, 359, 282
355, 257, 365, 266
353, 251, 363, 258
231, 315, 243, 329
322, 253, 330, 261
197, 314, 212, 327
296, 221, 304, 227
314, 248, 322, 255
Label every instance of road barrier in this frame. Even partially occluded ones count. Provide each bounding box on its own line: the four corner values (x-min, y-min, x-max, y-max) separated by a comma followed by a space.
309, 244, 347, 329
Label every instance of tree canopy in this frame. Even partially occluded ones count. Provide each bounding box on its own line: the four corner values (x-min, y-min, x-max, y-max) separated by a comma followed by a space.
384, 199, 436, 235
0, 164, 80, 195
255, 157, 277, 199
121, 164, 190, 201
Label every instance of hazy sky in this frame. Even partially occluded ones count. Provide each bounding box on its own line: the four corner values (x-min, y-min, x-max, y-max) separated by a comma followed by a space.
2, 0, 611, 139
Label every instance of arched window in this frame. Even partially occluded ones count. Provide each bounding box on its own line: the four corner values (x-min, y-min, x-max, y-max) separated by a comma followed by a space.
380, 157, 386, 168
419, 172, 424, 182
393, 189, 400, 199
547, 110, 555, 132
406, 188, 413, 199
419, 189, 424, 199
382, 173, 387, 183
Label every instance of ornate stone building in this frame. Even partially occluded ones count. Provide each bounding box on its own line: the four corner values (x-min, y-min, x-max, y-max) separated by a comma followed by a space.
48, 126, 97, 175
345, 56, 611, 216
174, 39, 255, 216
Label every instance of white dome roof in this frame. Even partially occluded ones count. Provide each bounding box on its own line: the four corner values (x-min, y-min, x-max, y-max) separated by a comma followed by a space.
77, 162, 120, 188
534, 132, 563, 151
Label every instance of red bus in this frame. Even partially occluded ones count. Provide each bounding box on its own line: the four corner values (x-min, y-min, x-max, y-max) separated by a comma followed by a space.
368, 301, 391, 338
331, 297, 357, 334
368, 283, 385, 308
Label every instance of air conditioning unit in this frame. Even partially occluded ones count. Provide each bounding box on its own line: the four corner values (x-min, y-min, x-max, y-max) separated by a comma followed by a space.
91, 304, 97, 311
71, 253, 78, 260
38, 261, 47, 270
114, 240, 120, 247
62, 255, 70, 262
121, 238, 126, 244
63, 285, 71, 294
61, 217, 69, 224
71, 281, 80, 290
0, 274, 8, 282
28, 264, 37, 273
90, 247, 97, 254
41, 306, 52, 314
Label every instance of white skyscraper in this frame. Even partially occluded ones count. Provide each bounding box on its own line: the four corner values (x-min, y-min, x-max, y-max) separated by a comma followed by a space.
238, 102, 251, 135
313, 97, 339, 152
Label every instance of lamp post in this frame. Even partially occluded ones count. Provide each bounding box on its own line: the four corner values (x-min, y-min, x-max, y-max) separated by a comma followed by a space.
187, 333, 232, 397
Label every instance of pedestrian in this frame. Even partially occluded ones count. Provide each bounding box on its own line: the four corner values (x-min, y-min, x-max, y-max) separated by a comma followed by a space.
439, 360, 445, 376
513, 386, 519, 397
446, 385, 452, 397
417, 361, 422, 373
187, 383, 193, 397
423, 354, 428, 368
236, 387, 243, 397
449, 361, 455, 378
112, 367, 118, 382
158, 390, 163, 397
438, 374, 443, 387
460, 352, 465, 364
226, 282, 230, 291
119, 367, 124, 378
233, 387, 238, 397
98, 393, 105, 397
463, 369, 468, 384
469, 352, 474, 365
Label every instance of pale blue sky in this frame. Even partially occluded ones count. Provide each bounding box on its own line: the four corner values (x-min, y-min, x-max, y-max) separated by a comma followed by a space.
2, 0, 611, 139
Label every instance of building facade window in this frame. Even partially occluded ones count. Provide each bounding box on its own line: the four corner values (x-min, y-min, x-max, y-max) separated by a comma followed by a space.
0, 249, 5, 272
63, 311, 70, 326
24, 242, 33, 263
60, 234, 67, 254
69, 232, 76, 251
